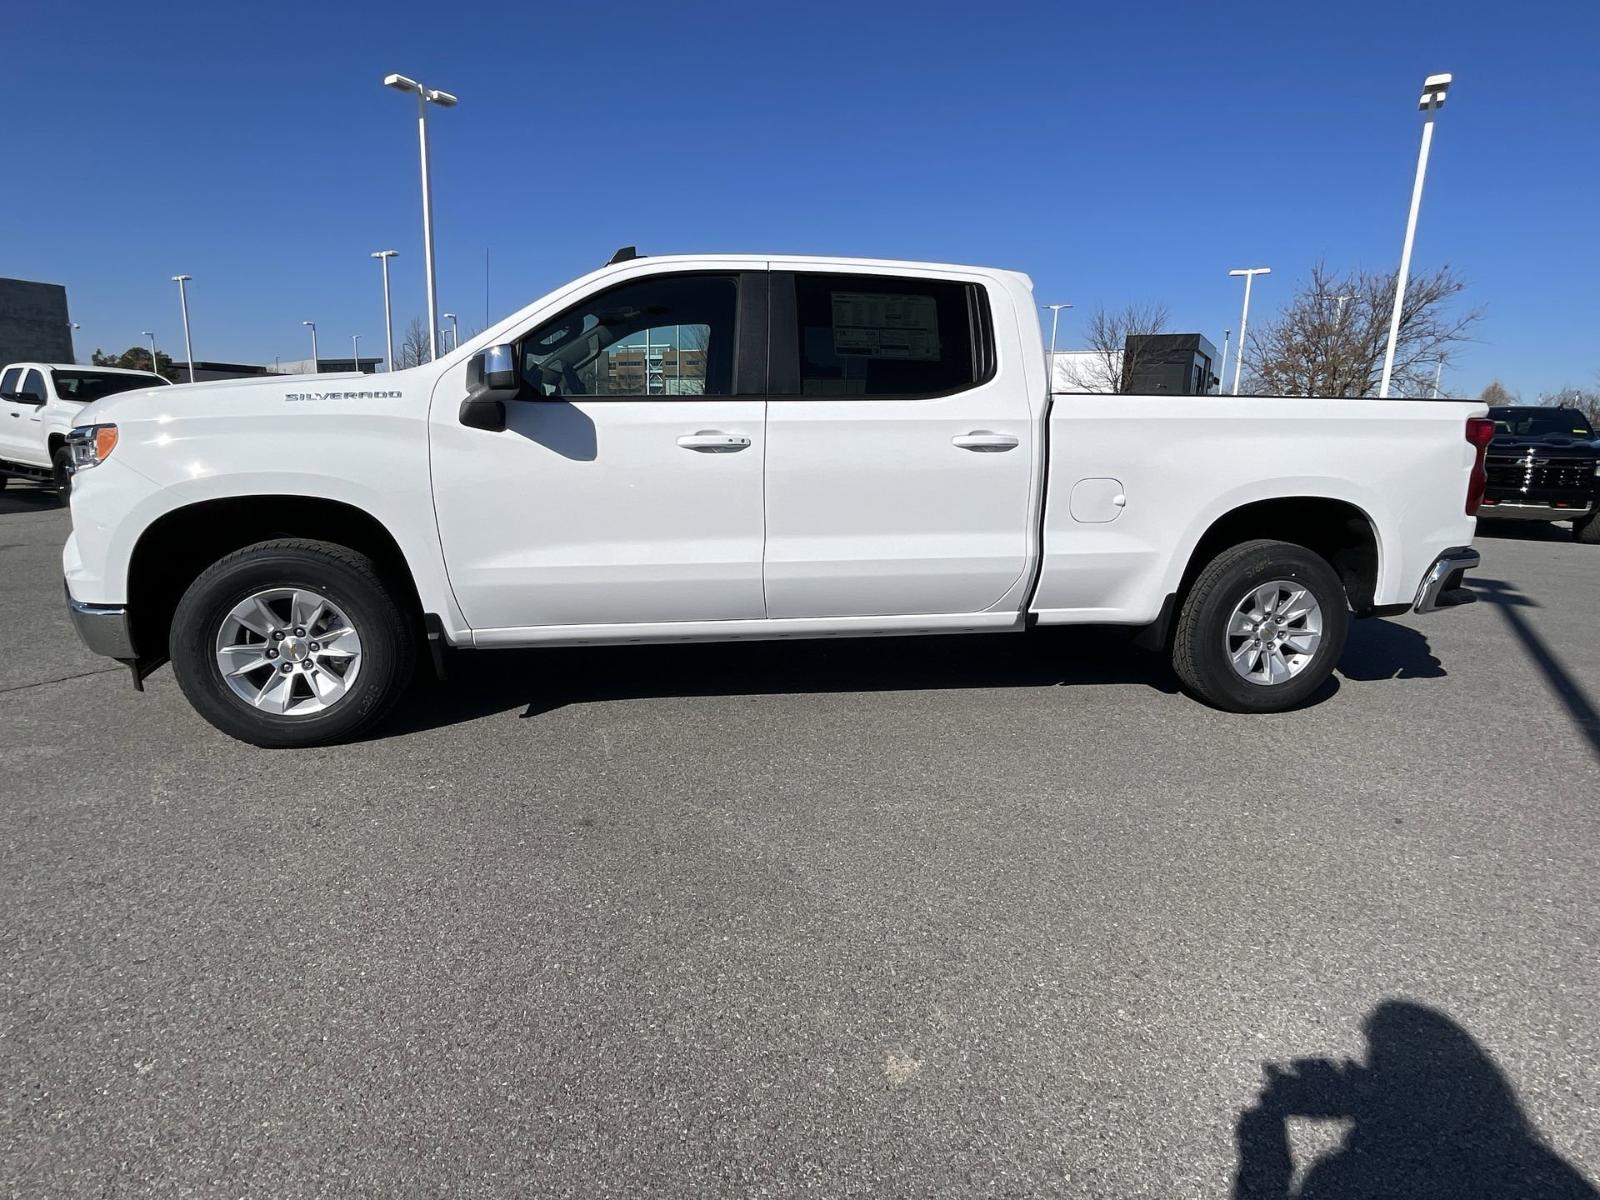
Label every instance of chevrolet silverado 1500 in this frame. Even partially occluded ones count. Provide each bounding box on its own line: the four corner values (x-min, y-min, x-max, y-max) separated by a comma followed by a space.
62, 254, 1488, 746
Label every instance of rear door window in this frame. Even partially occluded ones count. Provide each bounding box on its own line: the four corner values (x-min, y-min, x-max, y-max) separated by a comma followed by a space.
780, 273, 990, 398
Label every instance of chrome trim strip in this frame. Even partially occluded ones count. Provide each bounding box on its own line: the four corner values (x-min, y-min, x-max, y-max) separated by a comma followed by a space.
1478, 502, 1593, 521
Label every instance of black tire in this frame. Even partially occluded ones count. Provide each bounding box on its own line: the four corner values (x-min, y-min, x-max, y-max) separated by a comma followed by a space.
1171, 539, 1349, 713
52, 447, 73, 498
1574, 513, 1600, 545
170, 539, 416, 748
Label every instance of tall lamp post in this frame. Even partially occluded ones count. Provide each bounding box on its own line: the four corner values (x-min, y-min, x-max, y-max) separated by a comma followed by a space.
1379, 72, 1452, 399
383, 73, 458, 364
443, 312, 459, 353
171, 274, 195, 382
142, 331, 159, 376
1044, 303, 1071, 390
1218, 330, 1231, 396
352, 334, 362, 372
67, 322, 81, 363
371, 249, 399, 370
303, 321, 319, 372
1227, 267, 1271, 395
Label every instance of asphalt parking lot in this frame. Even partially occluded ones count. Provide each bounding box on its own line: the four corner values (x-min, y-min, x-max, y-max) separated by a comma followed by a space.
3, 487, 1597, 1198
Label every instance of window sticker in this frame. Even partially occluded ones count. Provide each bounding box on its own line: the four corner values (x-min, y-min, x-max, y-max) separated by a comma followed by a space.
831, 292, 941, 360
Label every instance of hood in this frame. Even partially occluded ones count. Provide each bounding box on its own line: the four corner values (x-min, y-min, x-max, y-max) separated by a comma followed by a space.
75, 370, 413, 427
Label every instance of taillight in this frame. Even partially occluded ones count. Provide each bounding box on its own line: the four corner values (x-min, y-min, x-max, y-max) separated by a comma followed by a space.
1464, 416, 1494, 515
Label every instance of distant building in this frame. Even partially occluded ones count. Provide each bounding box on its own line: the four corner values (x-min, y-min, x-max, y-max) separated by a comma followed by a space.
172, 360, 275, 383
0, 277, 73, 364
1124, 333, 1219, 395
1052, 333, 1220, 395
272, 357, 384, 376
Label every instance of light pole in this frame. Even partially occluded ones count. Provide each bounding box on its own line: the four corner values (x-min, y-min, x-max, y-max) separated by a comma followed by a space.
443, 312, 460, 353
1379, 72, 1452, 399
1218, 330, 1231, 396
67, 322, 81, 363
384, 73, 458, 364
371, 249, 399, 370
1228, 267, 1271, 395
1431, 360, 1445, 398
1043, 303, 1071, 390
142, 331, 159, 376
170, 274, 195, 382
303, 321, 319, 372
352, 334, 362, 372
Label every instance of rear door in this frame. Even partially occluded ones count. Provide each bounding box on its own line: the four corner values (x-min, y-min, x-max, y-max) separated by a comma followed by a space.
761, 268, 1035, 618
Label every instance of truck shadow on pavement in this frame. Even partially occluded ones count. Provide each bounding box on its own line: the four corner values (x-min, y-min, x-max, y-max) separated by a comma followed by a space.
1233, 1000, 1598, 1199
1469, 577, 1600, 763
0, 485, 64, 515
380, 617, 1439, 737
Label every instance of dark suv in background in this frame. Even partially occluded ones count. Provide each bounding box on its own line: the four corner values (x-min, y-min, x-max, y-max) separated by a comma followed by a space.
1480, 406, 1600, 543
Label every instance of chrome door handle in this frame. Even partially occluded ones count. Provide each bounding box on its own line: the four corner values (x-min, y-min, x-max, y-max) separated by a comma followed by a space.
952, 431, 1019, 452
677, 431, 751, 453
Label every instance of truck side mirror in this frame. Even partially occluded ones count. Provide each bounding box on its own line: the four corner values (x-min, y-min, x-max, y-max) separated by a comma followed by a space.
459, 344, 521, 432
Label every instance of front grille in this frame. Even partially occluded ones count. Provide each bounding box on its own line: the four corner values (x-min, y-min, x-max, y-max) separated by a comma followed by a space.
1484, 455, 1595, 496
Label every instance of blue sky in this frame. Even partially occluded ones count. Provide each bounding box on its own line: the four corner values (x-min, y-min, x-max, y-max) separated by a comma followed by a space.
8, 0, 1597, 397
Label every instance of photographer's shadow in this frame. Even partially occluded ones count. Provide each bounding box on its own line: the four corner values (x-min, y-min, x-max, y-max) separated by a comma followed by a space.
1235, 1001, 1597, 1199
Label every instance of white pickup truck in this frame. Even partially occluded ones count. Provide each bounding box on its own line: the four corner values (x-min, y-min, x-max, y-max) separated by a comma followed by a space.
1, 362, 168, 493
62, 253, 1489, 747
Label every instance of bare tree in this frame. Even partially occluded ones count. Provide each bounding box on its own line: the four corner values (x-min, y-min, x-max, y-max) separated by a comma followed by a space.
1537, 384, 1600, 429
1479, 380, 1517, 406
398, 317, 432, 370
1062, 302, 1171, 393
1241, 263, 1479, 397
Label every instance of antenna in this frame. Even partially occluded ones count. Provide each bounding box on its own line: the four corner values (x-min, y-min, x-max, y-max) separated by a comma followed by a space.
607, 245, 640, 265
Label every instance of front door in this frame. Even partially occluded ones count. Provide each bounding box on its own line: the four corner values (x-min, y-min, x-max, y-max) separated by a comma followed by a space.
431, 269, 769, 633
0, 368, 48, 466
762, 268, 1035, 619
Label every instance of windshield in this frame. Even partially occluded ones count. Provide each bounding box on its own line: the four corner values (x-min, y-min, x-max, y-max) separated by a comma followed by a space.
1487, 406, 1594, 440
50, 370, 169, 402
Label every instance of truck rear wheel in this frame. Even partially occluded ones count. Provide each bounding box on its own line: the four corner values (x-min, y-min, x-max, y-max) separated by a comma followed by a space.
170, 539, 415, 748
1574, 513, 1600, 545
1171, 539, 1348, 713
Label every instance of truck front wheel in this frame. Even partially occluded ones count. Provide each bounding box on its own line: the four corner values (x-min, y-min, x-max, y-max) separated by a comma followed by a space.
170, 539, 415, 748
52, 447, 73, 498
1171, 539, 1349, 713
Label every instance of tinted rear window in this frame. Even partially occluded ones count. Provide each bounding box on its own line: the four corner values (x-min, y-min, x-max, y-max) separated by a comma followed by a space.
792, 274, 986, 397
50, 370, 168, 402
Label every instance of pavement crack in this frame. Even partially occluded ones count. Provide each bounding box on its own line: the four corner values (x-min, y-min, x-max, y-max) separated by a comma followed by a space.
0, 665, 126, 694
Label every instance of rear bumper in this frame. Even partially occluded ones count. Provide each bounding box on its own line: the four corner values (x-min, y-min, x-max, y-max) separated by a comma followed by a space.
1412, 546, 1480, 614
1477, 501, 1592, 522
66, 585, 135, 659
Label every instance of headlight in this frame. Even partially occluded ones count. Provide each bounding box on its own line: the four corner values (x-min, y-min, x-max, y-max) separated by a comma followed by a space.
67, 424, 118, 471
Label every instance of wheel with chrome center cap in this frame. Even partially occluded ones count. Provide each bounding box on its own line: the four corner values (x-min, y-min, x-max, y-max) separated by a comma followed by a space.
170, 539, 415, 748
1171, 538, 1348, 713
1223, 580, 1323, 686
215, 587, 364, 715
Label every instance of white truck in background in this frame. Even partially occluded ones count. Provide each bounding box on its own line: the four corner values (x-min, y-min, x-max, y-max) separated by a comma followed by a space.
0, 363, 168, 494
61, 253, 1489, 747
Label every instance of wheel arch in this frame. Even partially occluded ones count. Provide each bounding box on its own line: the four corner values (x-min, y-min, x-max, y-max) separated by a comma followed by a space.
125, 495, 426, 669
1175, 496, 1382, 617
